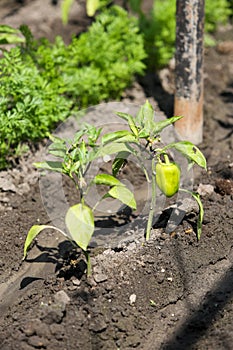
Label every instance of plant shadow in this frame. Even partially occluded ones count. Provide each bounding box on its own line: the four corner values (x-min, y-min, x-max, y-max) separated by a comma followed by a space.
24, 240, 87, 282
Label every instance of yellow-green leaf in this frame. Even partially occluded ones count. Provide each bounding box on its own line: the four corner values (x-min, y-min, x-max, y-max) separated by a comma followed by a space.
108, 185, 137, 210
163, 141, 207, 170
95, 142, 135, 159
102, 130, 137, 145
23, 225, 65, 259
112, 151, 129, 176
94, 174, 121, 186
65, 203, 94, 251
33, 161, 63, 173
61, 0, 75, 25
86, 0, 100, 17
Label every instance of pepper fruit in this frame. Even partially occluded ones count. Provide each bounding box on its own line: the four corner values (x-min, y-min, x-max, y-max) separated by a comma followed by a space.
155, 154, 180, 197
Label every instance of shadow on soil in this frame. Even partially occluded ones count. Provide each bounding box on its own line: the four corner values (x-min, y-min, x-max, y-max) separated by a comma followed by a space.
162, 264, 233, 350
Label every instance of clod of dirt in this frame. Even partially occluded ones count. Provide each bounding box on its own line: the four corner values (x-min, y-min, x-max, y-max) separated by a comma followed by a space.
217, 41, 233, 54
215, 178, 233, 195
54, 290, 70, 306
39, 298, 67, 325
197, 183, 215, 196
0, 176, 16, 192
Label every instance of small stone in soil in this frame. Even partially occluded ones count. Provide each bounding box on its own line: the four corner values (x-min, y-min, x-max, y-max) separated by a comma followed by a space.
129, 293, 136, 304
94, 272, 108, 283
93, 266, 108, 283
27, 335, 48, 348
72, 278, 81, 286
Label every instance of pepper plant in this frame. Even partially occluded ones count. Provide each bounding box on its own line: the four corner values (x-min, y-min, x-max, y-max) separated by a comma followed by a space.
23, 124, 137, 276
23, 101, 206, 275
102, 100, 206, 240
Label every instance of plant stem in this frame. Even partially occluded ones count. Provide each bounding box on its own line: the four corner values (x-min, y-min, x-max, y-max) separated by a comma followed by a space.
164, 153, 170, 164
146, 159, 156, 240
84, 250, 92, 277
92, 198, 102, 212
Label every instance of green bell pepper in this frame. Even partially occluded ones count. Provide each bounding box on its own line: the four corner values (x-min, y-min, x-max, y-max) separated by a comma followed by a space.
156, 154, 180, 197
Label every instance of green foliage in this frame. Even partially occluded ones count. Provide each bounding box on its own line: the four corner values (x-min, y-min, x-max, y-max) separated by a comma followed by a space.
0, 47, 71, 169
147, 0, 176, 68
0, 6, 146, 169
205, 0, 232, 32
0, 24, 25, 45
27, 5, 146, 106
228, 0, 233, 13
130, 0, 232, 69
59, 5, 146, 105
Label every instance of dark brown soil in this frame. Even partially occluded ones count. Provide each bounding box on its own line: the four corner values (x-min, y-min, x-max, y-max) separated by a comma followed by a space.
0, 1, 233, 350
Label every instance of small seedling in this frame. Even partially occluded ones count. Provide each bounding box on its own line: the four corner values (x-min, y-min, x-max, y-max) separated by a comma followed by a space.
23, 101, 206, 275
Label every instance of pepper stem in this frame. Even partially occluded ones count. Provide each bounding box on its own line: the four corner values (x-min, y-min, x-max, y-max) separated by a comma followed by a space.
146, 159, 156, 241
163, 153, 170, 165
84, 250, 92, 277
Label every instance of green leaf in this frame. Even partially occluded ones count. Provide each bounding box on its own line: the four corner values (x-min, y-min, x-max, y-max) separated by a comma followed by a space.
115, 112, 138, 136
136, 100, 154, 130
78, 140, 87, 163
0, 25, 25, 45
70, 161, 80, 174
114, 134, 138, 144
23, 225, 67, 259
24, 225, 46, 259
108, 185, 137, 210
48, 142, 67, 158
48, 150, 66, 158
0, 25, 19, 34
163, 141, 207, 169
61, 0, 75, 25
138, 129, 149, 138
192, 192, 204, 241
49, 134, 66, 144
86, 0, 100, 17
33, 161, 63, 173
65, 203, 94, 251
49, 142, 67, 150
95, 142, 136, 159
102, 130, 137, 145
112, 151, 130, 176
0, 34, 25, 45
93, 173, 121, 186
115, 111, 134, 123
152, 115, 183, 136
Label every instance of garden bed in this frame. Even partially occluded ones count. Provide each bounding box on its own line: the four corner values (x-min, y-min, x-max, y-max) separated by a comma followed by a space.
0, 1, 233, 349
